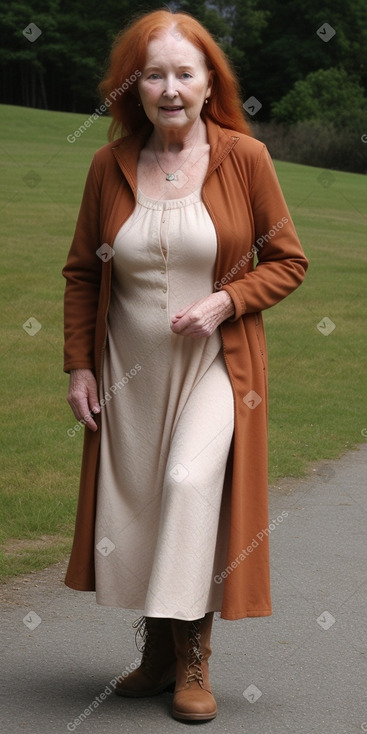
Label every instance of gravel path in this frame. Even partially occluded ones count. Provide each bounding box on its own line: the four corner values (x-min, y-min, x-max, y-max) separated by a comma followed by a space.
1, 446, 366, 734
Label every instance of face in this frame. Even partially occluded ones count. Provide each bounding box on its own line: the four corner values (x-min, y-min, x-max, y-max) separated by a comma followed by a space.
137, 30, 212, 134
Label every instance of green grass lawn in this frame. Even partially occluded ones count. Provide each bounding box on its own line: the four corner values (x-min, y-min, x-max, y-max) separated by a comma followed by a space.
0, 104, 366, 580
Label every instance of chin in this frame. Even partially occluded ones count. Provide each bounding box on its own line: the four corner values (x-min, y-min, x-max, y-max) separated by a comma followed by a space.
158, 118, 190, 128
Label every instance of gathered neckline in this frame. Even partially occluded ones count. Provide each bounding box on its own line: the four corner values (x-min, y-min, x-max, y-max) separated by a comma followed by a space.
137, 187, 202, 210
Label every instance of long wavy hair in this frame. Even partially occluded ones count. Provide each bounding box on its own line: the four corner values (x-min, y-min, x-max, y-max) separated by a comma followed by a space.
98, 9, 252, 140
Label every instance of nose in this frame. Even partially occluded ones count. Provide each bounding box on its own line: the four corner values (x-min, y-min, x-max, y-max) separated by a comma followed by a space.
163, 74, 178, 98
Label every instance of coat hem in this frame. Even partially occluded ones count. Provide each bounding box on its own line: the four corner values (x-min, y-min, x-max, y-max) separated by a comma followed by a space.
219, 608, 272, 620
65, 577, 95, 592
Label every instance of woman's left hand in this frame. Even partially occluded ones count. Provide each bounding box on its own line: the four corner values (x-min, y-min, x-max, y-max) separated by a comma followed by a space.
170, 291, 235, 338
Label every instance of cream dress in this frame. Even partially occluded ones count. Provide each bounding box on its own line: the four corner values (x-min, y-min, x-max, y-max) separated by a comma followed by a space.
94, 188, 234, 620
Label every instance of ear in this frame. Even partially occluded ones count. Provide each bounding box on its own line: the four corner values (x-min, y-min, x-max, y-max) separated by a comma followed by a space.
206, 69, 214, 100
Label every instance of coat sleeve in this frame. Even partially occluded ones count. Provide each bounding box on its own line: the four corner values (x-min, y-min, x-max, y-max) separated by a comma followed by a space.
222, 144, 308, 318
62, 156, 102, 373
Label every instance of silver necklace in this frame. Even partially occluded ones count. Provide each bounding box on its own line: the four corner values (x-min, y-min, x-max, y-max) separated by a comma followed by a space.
153, 133, 199, 181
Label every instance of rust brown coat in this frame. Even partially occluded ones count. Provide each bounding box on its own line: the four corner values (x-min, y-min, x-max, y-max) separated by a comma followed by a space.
62, 118, 308, 620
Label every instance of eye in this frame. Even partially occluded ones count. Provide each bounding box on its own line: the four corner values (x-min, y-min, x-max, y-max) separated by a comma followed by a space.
147, 73, 161, 80
181, 72, 192, 79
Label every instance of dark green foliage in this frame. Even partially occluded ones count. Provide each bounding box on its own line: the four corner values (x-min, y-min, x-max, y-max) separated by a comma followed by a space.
239, 0, 367, 118
0, 0, 164, 110
1, 0, 366, 172
265, 67, 367, 172
252, 120, 367, 174
271, 68, 367, 130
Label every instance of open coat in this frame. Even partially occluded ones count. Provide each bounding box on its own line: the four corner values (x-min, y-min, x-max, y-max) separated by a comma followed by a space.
63, 118, 308, 620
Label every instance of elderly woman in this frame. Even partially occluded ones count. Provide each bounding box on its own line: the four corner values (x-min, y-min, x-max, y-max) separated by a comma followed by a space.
63, 9, 308, 723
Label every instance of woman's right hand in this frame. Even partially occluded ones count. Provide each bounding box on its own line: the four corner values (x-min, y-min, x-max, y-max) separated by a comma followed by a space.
67, 369, 100, 432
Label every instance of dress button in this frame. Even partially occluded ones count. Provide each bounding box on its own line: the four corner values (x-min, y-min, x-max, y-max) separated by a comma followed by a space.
161, 270, 165, 275
161, 304, 167, 309
162, 288, 167, 294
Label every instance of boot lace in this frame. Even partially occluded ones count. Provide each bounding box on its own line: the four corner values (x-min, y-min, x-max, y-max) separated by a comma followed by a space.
186, 620, 204, 685
132, 615, 148, 654
132, 616, 159, 676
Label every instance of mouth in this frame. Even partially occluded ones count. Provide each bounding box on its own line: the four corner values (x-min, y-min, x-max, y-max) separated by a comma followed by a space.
160, 105, 183, 111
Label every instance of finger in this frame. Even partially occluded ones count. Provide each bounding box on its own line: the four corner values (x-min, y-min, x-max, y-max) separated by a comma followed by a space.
172, 309, 205, 334
172, 320, 214, 338
87, 380, 101, 415
68, 395, 98, 432
84, 412, 98, 432
170, 318, 185, 333
172, 304, 194, 318
171, 297, 207, 322
171, 315, 197, 334
84, 388, 99, 431
171, 308, 193, 325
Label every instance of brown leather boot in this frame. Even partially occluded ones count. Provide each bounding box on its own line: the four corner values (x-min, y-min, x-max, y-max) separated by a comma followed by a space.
114, 616, 176, 697
171, 613, 217, 721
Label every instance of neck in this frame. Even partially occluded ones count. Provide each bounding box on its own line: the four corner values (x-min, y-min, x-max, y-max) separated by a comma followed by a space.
151, 118, 206, 154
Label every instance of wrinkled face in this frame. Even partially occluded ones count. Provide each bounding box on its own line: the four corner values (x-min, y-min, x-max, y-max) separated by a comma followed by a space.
137, 30, 212, 133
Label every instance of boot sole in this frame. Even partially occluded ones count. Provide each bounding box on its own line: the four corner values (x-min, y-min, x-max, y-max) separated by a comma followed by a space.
115, 679, 175, 698
172, 707, 217, 721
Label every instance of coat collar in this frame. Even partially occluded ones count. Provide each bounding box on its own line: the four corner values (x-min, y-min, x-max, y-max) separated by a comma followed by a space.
111, 117, 239, 195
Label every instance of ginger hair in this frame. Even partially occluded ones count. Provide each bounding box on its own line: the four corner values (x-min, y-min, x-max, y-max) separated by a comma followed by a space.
98, 9, 252, 139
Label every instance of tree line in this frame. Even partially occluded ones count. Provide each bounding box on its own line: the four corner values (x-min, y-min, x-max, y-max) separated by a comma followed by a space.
1, 0, 366, 170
